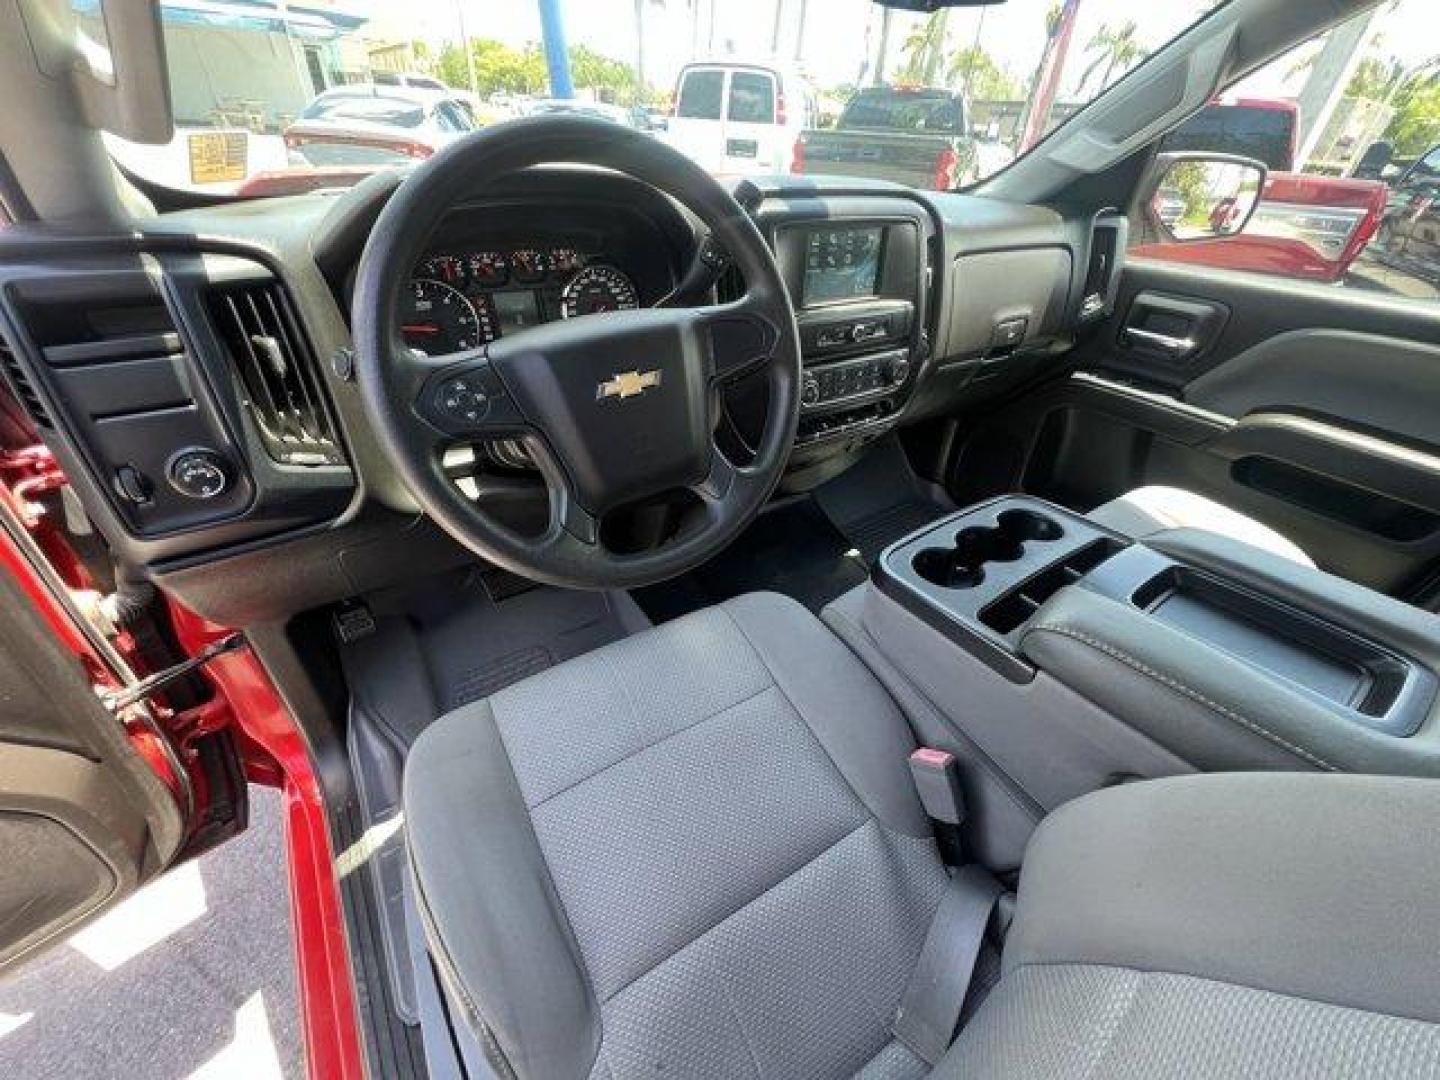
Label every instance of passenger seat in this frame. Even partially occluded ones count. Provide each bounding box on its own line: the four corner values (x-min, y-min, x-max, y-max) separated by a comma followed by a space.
1088, 485, 1314, 567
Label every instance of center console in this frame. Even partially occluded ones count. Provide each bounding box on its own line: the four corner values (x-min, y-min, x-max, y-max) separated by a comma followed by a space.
828, 494, 1440, 870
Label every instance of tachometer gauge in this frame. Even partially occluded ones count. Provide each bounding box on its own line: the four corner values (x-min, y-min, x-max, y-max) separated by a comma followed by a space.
510, 248, 552, 284
560, 265, 640, 319
399, 279, 493, 355
551, 247, 583, 272
466, 251, 508, 288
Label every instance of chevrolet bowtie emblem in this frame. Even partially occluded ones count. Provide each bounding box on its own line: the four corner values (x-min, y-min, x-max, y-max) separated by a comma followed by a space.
596, 369, 662, 401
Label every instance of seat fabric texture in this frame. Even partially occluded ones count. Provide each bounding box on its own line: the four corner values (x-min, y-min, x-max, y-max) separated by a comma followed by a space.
1088, 485, 1314, 566
406, 589, 1440, 1080
404, 592, 949, 1080
934, 772, 1440, 1079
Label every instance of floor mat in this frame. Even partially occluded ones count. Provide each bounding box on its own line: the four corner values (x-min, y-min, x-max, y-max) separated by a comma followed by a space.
346, 569, 649, 744
841, 498, 955, 563
633, 498, 869, 622
812, 436, 954, 562
338, 571, 649, 1042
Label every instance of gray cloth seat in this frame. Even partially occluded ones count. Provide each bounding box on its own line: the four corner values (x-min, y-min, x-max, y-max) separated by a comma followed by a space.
1088, 485, 1314, 566
405, 592, 949, 1079
935, 772, 1440, 1078
404, 594, 1440, 1079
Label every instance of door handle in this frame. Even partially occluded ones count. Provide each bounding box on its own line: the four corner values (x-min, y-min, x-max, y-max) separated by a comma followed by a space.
1124, 326, 1197, 357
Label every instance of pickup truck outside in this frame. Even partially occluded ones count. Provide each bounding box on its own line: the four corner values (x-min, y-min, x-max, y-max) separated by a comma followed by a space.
1137, 97, 1390, 283
791, 86, 981, 191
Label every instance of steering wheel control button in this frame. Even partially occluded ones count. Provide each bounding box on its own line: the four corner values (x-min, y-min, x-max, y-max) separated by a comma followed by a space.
167, 450, 230, 500
425, 366, 525, 433
437, 376, 490, 424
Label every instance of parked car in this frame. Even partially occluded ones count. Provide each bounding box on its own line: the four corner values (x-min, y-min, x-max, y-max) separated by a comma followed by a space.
371, 71, 486, 122
664, 60, 816, 175
1360, 143, 1440, 294
1161, 95, 1299, 170
1153, 186, 1187, 229
792, 85, 979, 190
525, 99, 636, 127
283, 84, 477, 166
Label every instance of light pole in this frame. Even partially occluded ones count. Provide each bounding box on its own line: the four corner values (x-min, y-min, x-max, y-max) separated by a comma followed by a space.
874, 7, 893, 86
537, 0, 575, 99
454, 0, 477, 96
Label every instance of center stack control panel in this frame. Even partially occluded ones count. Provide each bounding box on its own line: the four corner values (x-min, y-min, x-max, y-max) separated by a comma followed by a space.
765, 213, 929, 448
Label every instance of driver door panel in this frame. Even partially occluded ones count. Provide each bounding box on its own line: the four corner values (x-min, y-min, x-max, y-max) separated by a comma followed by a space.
0, 545, 185, 972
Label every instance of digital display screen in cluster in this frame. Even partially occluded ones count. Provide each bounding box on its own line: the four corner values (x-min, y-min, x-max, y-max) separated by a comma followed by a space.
803, 227, 883, 305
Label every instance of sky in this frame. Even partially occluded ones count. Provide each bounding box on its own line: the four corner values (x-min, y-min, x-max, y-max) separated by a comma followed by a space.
360, 0, 1440, 101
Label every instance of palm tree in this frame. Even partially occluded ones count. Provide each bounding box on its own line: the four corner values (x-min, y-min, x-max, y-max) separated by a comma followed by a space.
1079, 20, 1147, 95
898, 11, 950, 85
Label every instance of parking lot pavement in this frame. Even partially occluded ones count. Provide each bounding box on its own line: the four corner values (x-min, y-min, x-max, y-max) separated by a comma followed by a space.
0, 786, 303, 1079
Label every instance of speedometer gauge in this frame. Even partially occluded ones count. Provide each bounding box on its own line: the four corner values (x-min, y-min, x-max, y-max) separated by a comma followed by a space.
560, 265, 639, 319
399, 279, 493, 355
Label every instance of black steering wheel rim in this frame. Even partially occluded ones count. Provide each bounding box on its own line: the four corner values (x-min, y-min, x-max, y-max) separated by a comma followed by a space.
352, 116, 801, 590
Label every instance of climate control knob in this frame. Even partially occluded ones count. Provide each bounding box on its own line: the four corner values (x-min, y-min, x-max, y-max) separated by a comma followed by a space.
167, 449, 230, 500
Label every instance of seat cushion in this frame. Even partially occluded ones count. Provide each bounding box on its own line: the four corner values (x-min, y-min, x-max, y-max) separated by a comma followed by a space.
1088, 485, 1314, 566
937, 964, 1440, 1079
404, 592, 949, 1079
936, 773, 1440, 1078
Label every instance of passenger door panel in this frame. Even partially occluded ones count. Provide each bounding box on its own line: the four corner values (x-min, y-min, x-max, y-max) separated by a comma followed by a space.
975, 258, 1440, 600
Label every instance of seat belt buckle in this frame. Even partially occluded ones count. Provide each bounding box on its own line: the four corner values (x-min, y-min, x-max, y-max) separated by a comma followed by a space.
909, 748, 966, 826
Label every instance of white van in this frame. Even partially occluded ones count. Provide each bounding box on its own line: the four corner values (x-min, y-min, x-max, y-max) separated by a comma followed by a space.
665, 61, 816, 176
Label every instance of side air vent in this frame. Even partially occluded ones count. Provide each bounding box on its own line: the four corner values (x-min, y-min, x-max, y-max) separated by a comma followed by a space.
0, 334, 52, 430
207, 283, 343, 466
1079, 212, 1127, 322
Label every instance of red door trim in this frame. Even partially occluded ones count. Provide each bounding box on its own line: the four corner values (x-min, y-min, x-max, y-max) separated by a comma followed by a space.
170, 605, 366, 1080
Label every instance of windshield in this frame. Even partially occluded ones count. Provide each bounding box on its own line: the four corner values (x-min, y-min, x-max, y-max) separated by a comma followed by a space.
98, 0, 1227, 198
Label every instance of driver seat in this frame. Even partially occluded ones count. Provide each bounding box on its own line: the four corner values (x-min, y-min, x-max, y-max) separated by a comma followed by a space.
404, 593, 1440, 1078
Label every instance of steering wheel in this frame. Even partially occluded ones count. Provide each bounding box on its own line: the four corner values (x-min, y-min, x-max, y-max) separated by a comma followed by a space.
352, 116, 800, 590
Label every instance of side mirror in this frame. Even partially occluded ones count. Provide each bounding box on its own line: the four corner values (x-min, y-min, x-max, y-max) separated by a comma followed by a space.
1145, 152, 1267, 242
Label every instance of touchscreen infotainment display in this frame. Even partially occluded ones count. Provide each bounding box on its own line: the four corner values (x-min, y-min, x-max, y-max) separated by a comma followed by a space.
803, 227, 883, 305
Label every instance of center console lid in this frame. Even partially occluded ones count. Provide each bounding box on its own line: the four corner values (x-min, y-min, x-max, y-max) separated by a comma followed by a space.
1020, 527, 1440, 776
873, 497, 1440, 778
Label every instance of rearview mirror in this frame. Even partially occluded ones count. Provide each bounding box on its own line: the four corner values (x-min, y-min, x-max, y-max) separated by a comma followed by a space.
1147, 153, 1267, 242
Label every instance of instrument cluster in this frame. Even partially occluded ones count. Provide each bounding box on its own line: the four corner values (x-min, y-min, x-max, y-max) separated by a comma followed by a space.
400, 245, 641, 356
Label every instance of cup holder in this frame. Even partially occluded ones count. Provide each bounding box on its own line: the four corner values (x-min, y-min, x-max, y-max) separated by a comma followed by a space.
996, 508, 1064, 544
911, 509, 1064, 590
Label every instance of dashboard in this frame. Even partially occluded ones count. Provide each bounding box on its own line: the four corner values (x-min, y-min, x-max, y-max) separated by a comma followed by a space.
0, 169, 1116, 626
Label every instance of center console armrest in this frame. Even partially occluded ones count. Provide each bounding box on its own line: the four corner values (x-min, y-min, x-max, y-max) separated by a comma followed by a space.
1149, 527, 1440, 672
1020, 532, 1440, 777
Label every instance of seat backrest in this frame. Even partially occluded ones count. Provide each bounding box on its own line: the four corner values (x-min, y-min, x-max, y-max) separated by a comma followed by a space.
405, 592, 949, 1078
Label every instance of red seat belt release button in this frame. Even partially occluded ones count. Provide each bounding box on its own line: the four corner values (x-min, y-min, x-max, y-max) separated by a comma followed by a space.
908, 748, 966, 826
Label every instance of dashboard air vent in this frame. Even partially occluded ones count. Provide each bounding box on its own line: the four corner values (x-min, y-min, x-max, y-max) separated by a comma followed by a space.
1079, 213, 1127, 322
0, 333, 51, 430
207, 283, 343, 466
